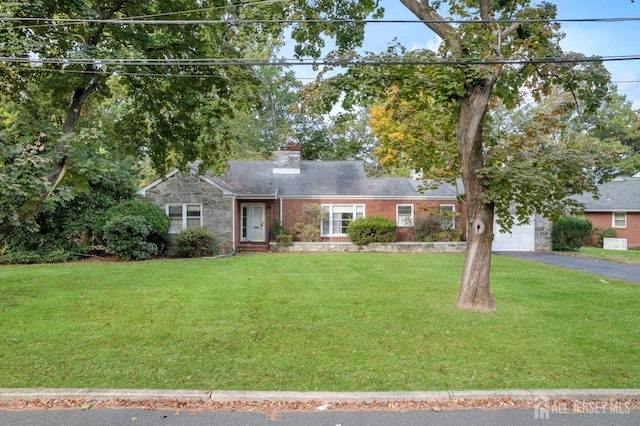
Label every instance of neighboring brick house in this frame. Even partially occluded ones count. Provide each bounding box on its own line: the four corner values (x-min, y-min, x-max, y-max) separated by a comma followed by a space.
138, 148, 466, 252
570, 174, 640, 249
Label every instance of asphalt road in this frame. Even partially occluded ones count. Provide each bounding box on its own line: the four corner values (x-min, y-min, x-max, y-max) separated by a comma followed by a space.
1, 407, 639, 426
497, 252, 640, 284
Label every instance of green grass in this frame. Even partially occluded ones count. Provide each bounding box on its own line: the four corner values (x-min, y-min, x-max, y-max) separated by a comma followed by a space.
566, 247, 640, 266
0, 253, 638, 391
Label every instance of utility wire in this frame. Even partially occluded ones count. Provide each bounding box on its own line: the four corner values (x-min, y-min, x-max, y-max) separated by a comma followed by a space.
2, 16, 640, 25
10, 65, 230, 79
2, 54, 639, 67
121, 0, 293, 20
11, 64, 640, 85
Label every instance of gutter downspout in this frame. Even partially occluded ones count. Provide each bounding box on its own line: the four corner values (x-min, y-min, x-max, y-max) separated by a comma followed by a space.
232, 195, 236, 252
275, 188, 280, 248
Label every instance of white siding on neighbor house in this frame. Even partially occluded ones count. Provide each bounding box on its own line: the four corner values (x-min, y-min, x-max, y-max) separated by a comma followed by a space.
492, 215, 535, 252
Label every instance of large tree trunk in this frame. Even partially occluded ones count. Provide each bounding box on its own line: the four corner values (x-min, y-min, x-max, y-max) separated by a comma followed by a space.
455, 80, 497, 312
47, 87, 88, 193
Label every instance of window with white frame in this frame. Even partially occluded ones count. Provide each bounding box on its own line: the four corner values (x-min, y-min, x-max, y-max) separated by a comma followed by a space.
167, 204, 203, 233
321, 204, 364, 236
439, 204, 456, 230
396, 204, 414, 226
612, 212, 627, 228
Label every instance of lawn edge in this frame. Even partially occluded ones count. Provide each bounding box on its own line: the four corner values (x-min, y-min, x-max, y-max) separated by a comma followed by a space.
1, 388, 639, 403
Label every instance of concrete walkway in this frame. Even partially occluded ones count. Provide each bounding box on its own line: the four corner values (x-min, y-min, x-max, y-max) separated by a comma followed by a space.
497, 252, 640, 284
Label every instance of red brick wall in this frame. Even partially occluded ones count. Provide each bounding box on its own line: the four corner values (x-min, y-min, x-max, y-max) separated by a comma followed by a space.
279, 198, 467, 242
585, 212, 640, 246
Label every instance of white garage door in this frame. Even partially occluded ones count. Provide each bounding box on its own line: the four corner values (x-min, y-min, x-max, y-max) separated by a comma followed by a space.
492, 216, 535, 252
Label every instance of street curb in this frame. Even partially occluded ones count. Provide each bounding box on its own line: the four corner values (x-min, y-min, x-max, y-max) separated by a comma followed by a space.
1, 388, 639, 403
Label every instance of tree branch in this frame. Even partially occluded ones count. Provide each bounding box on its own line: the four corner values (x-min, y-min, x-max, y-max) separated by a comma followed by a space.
479, 0, 492, 21
399, 0, 461, 54
87, 0, 127, 46
501, 22, 520, 39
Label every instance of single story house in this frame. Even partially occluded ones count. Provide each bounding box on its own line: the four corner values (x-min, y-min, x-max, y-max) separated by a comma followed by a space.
138, 147, 551, 253
570, 174, 640, 249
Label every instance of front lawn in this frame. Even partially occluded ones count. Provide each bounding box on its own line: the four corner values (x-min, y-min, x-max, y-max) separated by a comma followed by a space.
568, 247, 640, 266
0, 253, 638, 391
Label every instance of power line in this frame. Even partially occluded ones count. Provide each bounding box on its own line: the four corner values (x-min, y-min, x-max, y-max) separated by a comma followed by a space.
123, 0, 292, 20
2, 16, 640, 25
11, 65, 640, 85
7, 59, 640, 84
2, 54, 640, 67
9, 65, 230, 79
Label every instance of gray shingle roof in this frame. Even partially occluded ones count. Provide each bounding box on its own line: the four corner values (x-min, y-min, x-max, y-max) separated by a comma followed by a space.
570, 176, 640, 211
218, 160, 459, 199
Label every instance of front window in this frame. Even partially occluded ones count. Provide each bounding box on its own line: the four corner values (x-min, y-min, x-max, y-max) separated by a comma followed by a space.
397, 204, 414, 226
613, 212, 627, 228
167, 204, 203, 233
321, 204, 364, 236
440, 204, 456, 230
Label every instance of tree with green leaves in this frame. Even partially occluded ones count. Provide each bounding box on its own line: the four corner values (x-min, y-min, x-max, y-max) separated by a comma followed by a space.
226, 58, 377, 164
0, 0, 383, 233
302, 1, 616, 311
578, 87, 640, 180
227, 63, 304, 158
0, 0, 268, 232
0, 79, 139, 258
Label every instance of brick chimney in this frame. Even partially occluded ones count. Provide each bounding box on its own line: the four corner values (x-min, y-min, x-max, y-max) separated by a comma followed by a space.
273, 142, 301, 174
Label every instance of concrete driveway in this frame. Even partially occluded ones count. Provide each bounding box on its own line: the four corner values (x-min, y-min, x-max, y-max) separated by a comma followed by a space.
497, 252, 640, 284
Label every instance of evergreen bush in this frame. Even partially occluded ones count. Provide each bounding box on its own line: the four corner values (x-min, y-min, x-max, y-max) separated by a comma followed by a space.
103, 216, 158, 261
174, 228, 214, 258
98, 199, 169, 251
552, 216, 592, 251
347, 216, 397, 246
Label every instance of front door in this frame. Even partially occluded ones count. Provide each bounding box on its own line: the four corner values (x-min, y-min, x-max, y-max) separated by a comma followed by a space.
242, 204, 265, 242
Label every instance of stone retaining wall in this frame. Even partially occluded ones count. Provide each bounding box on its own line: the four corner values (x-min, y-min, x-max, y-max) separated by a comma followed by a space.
270, 242, 467, 253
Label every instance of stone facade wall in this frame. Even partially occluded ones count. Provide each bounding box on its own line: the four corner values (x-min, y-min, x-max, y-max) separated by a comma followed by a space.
142, 172, 233, 249
534, 215, 552, 252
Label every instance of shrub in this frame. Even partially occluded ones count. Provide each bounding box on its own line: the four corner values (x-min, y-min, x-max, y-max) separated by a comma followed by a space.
347, 216, 397, 246
413, 215, 441, 241
0, 157, 136, 261
552, 216, 592, 251
292, 204, 324, 242
0, 249, 75, 265
103, 216, 158, 261
98, 199, 169, 250
269, 219, 288, 241
413, 214, 462, 242
174, 228, 214, 258
593, 227, 617, 248
275, 233, 293, 247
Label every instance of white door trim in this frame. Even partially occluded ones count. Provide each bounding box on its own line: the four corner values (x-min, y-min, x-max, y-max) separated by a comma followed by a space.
241, 203, 266, 242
